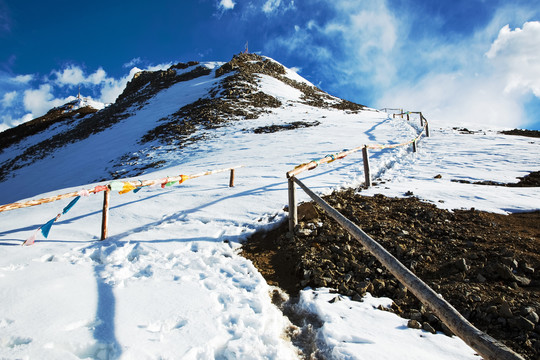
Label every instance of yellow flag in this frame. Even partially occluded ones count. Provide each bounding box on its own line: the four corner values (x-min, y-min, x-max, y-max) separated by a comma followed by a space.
119, 182, 136, 194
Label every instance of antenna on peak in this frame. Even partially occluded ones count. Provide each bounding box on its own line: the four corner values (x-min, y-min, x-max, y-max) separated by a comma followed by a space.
244, 41, 249, 54
77, 85, 81, 100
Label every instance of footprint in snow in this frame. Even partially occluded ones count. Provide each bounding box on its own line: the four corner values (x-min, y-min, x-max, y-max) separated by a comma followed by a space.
1, 336, 32, 348
140, 319, 188, 333
37, 254, 55, 262
64, 319, 102, 332
0, 318, 14, 328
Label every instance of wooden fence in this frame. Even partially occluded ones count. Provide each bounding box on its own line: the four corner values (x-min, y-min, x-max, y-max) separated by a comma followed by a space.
0, 165, 242, 243
287, 110, 428, 232
288, 176, 524, 360
285, 110, 524, 360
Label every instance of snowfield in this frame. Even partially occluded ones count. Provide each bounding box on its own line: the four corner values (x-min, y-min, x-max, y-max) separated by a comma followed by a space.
1, 59, 539, 359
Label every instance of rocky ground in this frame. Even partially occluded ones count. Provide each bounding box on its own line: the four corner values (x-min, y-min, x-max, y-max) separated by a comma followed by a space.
501, 129, 540, 138
242, 187, 540, 359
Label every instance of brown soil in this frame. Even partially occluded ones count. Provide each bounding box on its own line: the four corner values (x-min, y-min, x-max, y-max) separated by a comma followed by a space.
241, 191, 540, 359
0, 102, 98, 153
501, 129, 540, 138
251, 121, 321, 134
451, 171, 540, 187
0, 62, 210, 182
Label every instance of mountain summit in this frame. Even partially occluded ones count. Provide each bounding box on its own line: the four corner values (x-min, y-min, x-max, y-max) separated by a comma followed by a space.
0, 54, 364, 202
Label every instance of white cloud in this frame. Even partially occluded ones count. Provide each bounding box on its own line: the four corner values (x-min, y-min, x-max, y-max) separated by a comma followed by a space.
12, 74, 33, 84
379, 72, 525, 129
486, 21, 540, 97
266, 0, 540, 129
219, 0, 235, 10
123, 57, 142, 68
0, 114, 33, 132
289, 66, 301, 73
53, 66, 109, 86
99, 67, 141, 104
262, 0, 280, 13
262, 0, 295, 15
87, 68, 108, 85
378, 21, 540, 129
53, 66, 85, 85
1, 62, 176, 130
22, 84, 75, 117
267, 0, 400, 93
1, 91, 17, 107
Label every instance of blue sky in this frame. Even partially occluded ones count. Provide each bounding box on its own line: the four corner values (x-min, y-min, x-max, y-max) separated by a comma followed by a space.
1, 0, 540, 130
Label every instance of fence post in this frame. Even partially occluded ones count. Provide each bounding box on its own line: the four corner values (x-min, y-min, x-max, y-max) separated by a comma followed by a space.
229, 169, 235, 187
291, 176, 525, 360
362, 145, 371, 188
407, 113, 410, 121
420, 112, 424, 127
101, 188, 110, 240
425, 117, 430, 137
412, 140, 417, 153
288, 177, 298, 233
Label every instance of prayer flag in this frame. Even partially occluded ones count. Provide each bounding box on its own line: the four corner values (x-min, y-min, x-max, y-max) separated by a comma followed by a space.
78, 189, 90, 197
40, 218, 57, 238
62, 196, 80, 214
109, 181, 124, 192
22, 230, 38, 246
94, 185, 108, 193
119, 183, 136, 194
179, 175, 189, 183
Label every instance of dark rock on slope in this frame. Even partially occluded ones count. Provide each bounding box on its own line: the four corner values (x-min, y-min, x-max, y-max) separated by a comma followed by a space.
242, 191, 540, 360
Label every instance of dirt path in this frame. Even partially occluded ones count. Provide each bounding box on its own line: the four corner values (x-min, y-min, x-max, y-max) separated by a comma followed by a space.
242, 192, 540, 359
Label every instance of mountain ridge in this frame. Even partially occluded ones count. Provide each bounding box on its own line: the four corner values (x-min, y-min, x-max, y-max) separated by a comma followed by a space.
0, 53, 366, 202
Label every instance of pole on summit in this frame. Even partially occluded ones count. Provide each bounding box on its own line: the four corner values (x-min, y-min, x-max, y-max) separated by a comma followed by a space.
244, 41, 249, 54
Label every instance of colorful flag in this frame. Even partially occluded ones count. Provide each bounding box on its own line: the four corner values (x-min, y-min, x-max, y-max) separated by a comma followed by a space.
40, 217, 57, 238
62, 196, 80, 214
119, 182, 136, 194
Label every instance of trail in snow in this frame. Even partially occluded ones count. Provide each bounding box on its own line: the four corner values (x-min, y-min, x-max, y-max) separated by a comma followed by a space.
1, 61, 538, 358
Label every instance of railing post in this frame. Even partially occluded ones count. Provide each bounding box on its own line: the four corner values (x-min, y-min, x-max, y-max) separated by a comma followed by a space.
229, 169, 235, 187
407, 113, 410, 121
288, 177, 298, 233
362, 145, 371, 188
412, 140, 417, 153
425, 117, 430, 137
101, 188, 110, 240
420, 112, 424, 127
291, 177, 525, 360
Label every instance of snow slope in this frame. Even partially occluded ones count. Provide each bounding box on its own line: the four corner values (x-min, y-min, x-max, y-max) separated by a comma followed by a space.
1, 57, 539, 359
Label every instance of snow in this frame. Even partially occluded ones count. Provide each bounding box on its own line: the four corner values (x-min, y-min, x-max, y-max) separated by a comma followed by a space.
298, 289, 478, 360
73, 97, 106, 111
362, 125, 540, 214
1, 59, 539, 359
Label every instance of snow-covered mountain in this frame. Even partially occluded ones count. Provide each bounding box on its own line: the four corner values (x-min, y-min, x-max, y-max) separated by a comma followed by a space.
0, 53, 363, 204
0, 53, 538, 359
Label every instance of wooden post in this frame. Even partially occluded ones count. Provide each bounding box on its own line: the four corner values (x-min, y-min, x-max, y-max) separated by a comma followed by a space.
291, 177, 525, 360
288, 177, 298, 233
412, 140, 417, 153
229, 169, 235, 187
362, 145, 371, 188
425, 117, 430, 137
101, 188, 110, 240
420, 112, 424, 127
393, 113, 395, 119
407, 113, 410, 121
